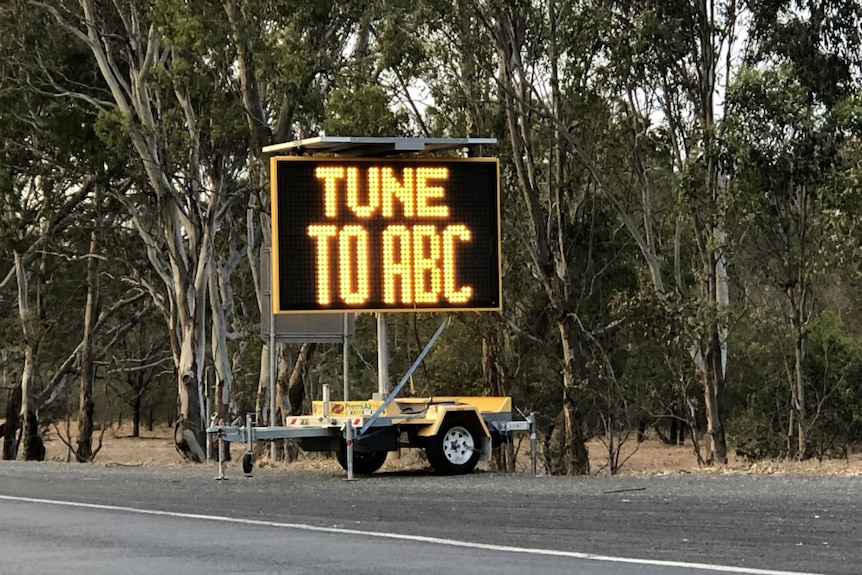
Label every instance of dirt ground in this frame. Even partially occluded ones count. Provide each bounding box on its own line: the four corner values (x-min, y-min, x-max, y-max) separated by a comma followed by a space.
33, 423, 862, 476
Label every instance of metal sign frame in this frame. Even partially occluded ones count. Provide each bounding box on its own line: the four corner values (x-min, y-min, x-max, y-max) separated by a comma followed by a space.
259, 247, 354, 343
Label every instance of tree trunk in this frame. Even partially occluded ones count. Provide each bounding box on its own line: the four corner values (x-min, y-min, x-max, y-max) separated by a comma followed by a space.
22, 411, 43, 461
175, 363, 206, 462
272, 344, 314, 464
790, 326, 808, 460
16, 252, 44, 461
256, 343, 271, 425
132, 391, 142, 439
173, 293, 207, 462
700, 324, 728, 465
483, 328, 514, 471
485, 4, 590, 475
290, 344, 314, 416
20, 344, 43, 461
209, 252, 240, 424
3, 384, 22, 460
558, 315, 589, 475
76, 203, 100, 462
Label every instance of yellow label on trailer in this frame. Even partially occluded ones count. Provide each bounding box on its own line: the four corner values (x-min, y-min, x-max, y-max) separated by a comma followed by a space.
312, 400, 383, 417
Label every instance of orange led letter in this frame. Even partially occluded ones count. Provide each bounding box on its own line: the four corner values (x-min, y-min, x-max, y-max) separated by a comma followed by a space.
381, 167, 415, 217
412, 225, 441, 304
307, 225, 338, 304
382, 225, 413, 304
416, 167, 449, 218
338, 225, 370, 305
442, 224, 472, 303
347, 166, 379, 218
314, 166, 344, 218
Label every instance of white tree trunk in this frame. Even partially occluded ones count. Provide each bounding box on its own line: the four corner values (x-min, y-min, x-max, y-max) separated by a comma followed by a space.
41, 0, 221, 461
15, 253, 41, 461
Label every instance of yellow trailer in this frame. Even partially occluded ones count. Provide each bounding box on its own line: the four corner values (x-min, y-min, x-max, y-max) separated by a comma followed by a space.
209, 393, 530, 475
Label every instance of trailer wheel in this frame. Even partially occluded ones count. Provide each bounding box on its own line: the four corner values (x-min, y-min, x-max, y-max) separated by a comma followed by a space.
242, 452, 254, 475
425, 419, 482, 475
336, 444, 388, 475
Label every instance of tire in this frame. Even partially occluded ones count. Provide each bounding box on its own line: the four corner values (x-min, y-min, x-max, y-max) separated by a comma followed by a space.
241, 452, 254, 475
336, 443, 388, 475
425, 419, 482, 475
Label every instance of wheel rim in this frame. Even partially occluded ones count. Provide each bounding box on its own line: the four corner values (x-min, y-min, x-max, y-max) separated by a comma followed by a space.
441, 425, 475, 465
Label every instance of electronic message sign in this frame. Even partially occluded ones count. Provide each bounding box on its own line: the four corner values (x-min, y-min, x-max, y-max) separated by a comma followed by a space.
270, 157, 501, 313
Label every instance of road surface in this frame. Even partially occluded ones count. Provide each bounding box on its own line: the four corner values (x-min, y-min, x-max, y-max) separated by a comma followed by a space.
0, 461, 859, 574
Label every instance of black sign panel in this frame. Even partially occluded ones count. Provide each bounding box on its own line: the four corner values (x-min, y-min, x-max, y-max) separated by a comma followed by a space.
270, 157, 501, 313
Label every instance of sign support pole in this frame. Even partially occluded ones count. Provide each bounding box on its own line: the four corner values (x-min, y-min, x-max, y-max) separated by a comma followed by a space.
376, 313, 389, 399
269, 299, 277, 464
343, 314, 350, 401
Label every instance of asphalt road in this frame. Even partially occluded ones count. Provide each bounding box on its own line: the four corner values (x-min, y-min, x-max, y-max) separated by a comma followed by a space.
0, 461, 859, 575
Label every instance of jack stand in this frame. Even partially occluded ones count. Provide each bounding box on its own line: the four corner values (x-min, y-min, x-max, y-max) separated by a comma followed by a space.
215, 431, 228, 481
344, 419, 356, 481
530, 412, 537, 477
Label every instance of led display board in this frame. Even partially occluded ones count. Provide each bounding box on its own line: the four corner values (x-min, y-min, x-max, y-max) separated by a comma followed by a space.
270, 157, 501, 313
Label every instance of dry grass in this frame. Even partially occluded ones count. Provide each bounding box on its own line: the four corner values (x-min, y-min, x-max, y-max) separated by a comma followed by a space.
33, 423, 862, 476
581, 436, 862, 477
44, 423, 187, 467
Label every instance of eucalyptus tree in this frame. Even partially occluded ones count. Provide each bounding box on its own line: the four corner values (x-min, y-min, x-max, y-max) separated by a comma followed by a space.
409, 1, 562, 471
0, 0, 110, 460
223, 0, 400, 431
465, 0, 622, 475
401, 0, 638, 475
23, 0, 251, 460
583, 0, 747, 465
723, 0, 862, 459
448, 0, 747, 469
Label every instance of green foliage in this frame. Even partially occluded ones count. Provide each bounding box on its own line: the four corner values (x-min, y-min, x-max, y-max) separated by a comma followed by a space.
729, 311, 862, 459
803, 312, 862, 455
747, 0, 862, 108
726, 313, 792, 459
322, 84, 408, 137
94, 109, 136, 171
